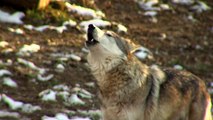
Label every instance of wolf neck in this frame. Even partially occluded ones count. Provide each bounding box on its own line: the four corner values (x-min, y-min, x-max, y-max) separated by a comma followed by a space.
90, 55, 151, 105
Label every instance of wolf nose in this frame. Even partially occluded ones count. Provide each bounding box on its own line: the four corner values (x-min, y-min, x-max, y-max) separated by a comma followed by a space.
88, 24, 95, 32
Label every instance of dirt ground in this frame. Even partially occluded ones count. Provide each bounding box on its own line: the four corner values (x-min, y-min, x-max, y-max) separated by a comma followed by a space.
0, 0, 213, 119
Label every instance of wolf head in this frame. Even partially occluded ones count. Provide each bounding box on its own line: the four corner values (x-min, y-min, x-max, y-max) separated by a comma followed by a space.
86, 24, 131, 55
85, 24, 137, 69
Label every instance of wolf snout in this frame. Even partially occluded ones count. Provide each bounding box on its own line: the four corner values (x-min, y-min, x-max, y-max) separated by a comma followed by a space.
86, 24, 98, 47
88, 24, 95, 32
87, 24, 95, 41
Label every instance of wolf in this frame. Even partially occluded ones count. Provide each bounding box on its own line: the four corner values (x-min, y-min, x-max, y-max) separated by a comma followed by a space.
85, 24, 212, 120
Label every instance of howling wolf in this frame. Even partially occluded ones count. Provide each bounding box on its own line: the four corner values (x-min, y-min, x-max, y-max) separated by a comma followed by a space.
85, 24, 212, 120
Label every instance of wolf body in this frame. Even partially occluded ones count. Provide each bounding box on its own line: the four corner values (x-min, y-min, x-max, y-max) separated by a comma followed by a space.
85, 24, 212, 120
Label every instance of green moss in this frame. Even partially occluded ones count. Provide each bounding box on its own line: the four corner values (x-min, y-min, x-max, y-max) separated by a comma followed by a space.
0, 65, 5, 69
26, 73, 38, 78
168, 58, 181, 65
26, 4, 70, 25
26, 9, 45, 20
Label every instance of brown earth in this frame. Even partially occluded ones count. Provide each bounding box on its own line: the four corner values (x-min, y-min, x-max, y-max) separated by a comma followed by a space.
0, 0, 213, 119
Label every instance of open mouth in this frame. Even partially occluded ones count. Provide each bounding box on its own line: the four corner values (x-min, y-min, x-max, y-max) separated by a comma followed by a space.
86, 24, 99, 46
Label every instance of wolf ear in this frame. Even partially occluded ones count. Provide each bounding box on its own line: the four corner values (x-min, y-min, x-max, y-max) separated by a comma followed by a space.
115, 37, 141, 55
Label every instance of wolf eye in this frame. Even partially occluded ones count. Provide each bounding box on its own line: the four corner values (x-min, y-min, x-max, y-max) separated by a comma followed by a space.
106, 33, 112, 37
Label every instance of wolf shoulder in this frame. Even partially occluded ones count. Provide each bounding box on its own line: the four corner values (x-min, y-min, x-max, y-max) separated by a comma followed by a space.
151, 67, 211, 120
158, 67, 208, 97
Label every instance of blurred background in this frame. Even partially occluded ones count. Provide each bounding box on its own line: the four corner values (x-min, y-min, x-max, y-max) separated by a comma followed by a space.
0, 0, 212, 119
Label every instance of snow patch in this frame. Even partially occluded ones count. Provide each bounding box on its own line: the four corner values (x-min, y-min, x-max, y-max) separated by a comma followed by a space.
67, 94, 85, 106
137, 0, 210, 21
70, 117, 91, 120
42, 113, 70, 120
174, 65, 183, 70
17, 58, 53, 81
63, 19, 77, 27
2, 94, 23, 110
195, 45, 202, 50
50, 53, 81, 61
160, 4, 170, 10
37, 74, 54, 81
0, 111, 20, 119
0, 41, 9, 48
0, 10, 25, 24
42, 116, 58, 120
50, 26, 67, 33
21, 103, 42, 113
117, 24, 128, 33
69, 54, 82, 61
8, 28, 25, 34
72, 86, 93, 99
0, 69, 12, 77
55, 113, 70, 120
57, 91, 70, 100
87, 109, 102, 117
39, 89, 57, 101
17, 58, 45, 74
17, 44, 40, 56
187, 15, 196, 22
138, 1, 160, 11
172, 0, 194, 5
65, 2, 105, 18
144, 11, 158, 17
23, 24, 34, 30
24, 19, 76, 33
3, 77, 18, 88
25, 24, 73, 33
78, 89, 93, 99
39, 85, 71, 102
77, 109, 101, 119
191, 1, 211, 13
53, 84, 69, 91
33, 25, 49, 32
1, 94, 41, 113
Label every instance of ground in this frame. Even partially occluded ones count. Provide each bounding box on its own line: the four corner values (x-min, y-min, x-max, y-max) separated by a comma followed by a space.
0, 0, 213, 120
